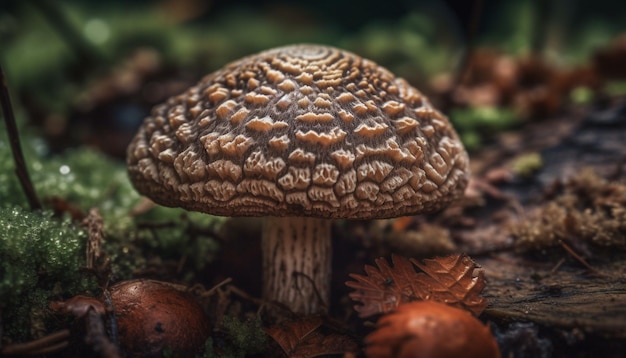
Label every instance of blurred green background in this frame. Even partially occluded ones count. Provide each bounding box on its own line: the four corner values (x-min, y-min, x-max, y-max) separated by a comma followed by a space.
2, 0, 625, 154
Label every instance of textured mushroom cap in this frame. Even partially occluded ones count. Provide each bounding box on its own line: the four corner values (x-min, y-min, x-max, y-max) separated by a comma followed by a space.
127, 44, 469, 219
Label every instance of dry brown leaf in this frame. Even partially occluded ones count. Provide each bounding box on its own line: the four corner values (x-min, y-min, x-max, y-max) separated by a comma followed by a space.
345, 255, 422, 317
346, 254, 487, 318
410, 255, 487, 316
265, 316, 358, 358
265, 316, 322, 356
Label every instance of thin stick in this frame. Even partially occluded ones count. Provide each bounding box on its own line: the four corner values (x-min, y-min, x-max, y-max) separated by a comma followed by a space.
549, 257, 566, 275
199, 277, 233, 298
0, 65, 42, 210
227, 285, 267, 308
558, 240, 598, 274
26, 341, 70, 355
1, 329, 70, 355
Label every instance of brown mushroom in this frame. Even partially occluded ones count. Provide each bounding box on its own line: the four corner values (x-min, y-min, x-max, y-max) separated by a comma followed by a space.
50, 280, 210, 357
127, 44, 469, 314
365, 301, 500, 358
108, 280, 210, 358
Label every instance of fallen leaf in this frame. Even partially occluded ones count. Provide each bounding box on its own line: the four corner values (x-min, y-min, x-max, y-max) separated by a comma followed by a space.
265, 316, 358, 358
346, 254, 487, 317
410, 254, 487, 316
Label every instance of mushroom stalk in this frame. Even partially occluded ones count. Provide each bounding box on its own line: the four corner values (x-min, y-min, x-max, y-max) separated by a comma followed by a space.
262, 216, 332, 314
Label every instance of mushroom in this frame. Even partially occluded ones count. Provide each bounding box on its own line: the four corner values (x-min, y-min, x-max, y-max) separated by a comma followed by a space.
108, 280, 210, 357
127, 44, 469, 314
50, 280, 210, 357
365, 301, 500, 358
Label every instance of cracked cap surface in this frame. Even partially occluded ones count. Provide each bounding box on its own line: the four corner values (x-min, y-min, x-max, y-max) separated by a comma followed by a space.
127, 44, 469, 219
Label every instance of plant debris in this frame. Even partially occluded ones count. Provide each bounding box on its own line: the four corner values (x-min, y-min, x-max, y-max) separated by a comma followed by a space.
264, 315, 358, 358
511, 169, 626, 253
0, 329, 71, 356
346, 254, 487, 317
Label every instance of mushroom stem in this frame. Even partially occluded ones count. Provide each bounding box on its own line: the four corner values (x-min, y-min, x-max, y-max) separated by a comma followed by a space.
262, 216, 332, 314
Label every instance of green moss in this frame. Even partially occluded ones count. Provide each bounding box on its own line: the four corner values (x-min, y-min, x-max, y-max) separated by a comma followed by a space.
223, 317, 267, 353
128, 209, 222, 274
206, 317, 267, 358
1, 123, 224, 337
29, 148, 224, 278
0, 135, 137, 233
2, 120, 224, 286
0, 206, 94, 339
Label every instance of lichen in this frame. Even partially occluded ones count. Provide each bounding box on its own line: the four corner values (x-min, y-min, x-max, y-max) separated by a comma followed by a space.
510, 169, 626, 252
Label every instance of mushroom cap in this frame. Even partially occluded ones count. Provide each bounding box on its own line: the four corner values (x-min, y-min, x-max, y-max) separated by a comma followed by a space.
365, 301, 500, 358
108, 279, 210, 357
127, 44, 469, 219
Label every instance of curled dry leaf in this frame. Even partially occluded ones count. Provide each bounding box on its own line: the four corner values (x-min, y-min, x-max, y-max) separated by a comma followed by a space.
265, 315, 358, 358
346, 254, 487, 317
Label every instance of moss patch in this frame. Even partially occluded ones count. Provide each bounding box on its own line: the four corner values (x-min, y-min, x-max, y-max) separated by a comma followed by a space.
0, 206, 95, 340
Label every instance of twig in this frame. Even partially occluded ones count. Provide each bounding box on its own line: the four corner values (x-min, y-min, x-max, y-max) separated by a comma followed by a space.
82, 208, 112, 287
1, 329, 70, 355
549, 258, 566, 274
558, 240, 599, 275
227, 285, 267, 308
83, 208, 105, 270
0, 64, 42, 211
199, 277, 233, 298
